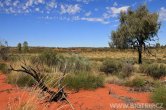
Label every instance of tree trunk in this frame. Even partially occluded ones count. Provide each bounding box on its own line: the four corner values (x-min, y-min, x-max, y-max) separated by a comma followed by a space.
138, 45, 142, 64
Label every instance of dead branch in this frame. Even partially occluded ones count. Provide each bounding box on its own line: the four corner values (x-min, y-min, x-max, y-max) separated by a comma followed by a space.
9, 65, 66, 101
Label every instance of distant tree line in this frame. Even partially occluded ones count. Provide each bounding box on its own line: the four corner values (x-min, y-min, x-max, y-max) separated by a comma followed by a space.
17, 41, 29, 53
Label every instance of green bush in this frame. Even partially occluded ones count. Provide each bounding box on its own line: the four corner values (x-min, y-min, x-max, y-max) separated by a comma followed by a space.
151, 86, 166, 108
140, 63, 166, 79
125, 76, 146, 87
0, 63, 8, 73
100, 59, 122, 75
31, 52, 91, 73
65, 55, 91, 73
32, 50, 63, 66
7, 72, 36, 87
64, 73, 104, 91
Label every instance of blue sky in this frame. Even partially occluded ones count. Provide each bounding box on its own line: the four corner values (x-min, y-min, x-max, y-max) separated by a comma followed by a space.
0, 0, 166, 47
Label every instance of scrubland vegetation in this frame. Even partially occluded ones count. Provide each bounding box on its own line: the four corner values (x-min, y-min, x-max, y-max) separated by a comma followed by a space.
0, 4, 166, 110
0, 45, 166, 108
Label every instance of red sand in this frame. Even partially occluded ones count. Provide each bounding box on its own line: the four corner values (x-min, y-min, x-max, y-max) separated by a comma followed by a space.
0, 73, 152, 110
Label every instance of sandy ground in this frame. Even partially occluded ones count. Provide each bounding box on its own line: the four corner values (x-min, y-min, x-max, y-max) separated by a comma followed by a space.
0, 73, 152, 110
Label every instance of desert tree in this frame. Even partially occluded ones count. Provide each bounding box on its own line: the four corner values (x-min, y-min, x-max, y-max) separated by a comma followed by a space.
0, 40, 9, 61
23, 41, 29, 52
155, 43, 160, 48
110, 5, 161, 64
17, 43, 22, 53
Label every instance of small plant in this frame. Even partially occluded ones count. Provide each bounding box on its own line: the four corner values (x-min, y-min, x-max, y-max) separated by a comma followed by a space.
105, 75, 124, 85
140, 63, 166, 79
121, 63, 133, 77
31, 52, 91, 73
64, 72, 104, 91
100, 58, 122, 75
0, 63, 8, 73
65, 54, 91, 73
125, 75, 146, 87
32, 50, 63, 66
7, 72, 36, 87
151, 86, 166, 108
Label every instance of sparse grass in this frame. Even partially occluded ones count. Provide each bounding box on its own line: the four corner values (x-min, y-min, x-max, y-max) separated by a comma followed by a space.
100, 58, 122, 75
64, 72, 104, 91
121, 63, 134, 78
0, 63, 8, 73
31, 51, 92, 73
140, 63, 166, 79
124, 75, 146, 87
105, 75, 124, 85
7, 72, 36, 87
151, 86, 166, 108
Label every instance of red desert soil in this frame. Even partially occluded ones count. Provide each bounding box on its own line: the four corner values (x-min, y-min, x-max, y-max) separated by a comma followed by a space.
0, 73, 152, 110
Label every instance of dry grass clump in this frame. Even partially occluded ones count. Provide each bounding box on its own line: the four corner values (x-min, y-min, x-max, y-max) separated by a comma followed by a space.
151, 85, 166, 108
105, 75, 124, 85
139, 63, 166, 79
6, 90, 41, 110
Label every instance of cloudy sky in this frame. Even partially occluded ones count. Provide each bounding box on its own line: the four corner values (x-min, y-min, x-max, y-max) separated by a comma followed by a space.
0, 0, 166, 47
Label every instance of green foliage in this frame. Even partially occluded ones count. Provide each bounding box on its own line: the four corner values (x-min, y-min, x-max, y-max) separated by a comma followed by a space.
151, 86, 166, 108
65, 54, 91, 73
0, 41, 9, 61
23, 41, 29, 52
33, 50, 62, 66
64, 73, 104, 91
31, 51, 91, 73
125, 76, 146, 87
156, 43, 160, 48
17, 43, 22, 53
7, 72, 36, 87
140, 63, 166, 79
110, 5, 160, 64
100, 59, 122, 74
0, 63, 8, 73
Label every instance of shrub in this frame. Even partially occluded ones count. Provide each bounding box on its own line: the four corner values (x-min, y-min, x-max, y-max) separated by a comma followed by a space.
140, 63, 166, 79
64, 73, 104, 91
100, 59, 122, 75
32, 50, 63, 66
125, 75, 146, 87
31, 52, 91, 73
151, 86, 166, 108
65, 54, 91, 73
7, 72, 36, 87
0, 63, 8, 73
139, 63, 149, 73
121, 63, 134, 77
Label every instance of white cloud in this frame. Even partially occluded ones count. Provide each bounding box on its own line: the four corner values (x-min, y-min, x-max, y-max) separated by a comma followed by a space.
103, 6, 129, 18
35, 0, 44, 4
60, 4, 81, 15
13, 0, 19, 7
113, 2, 118, 7
109, 6, 129, 14
159, 7, 166, 21
47, 0, 57, 9
85, 11, 91, 16
25, 0, 34, 7
76, 0, 92, 4
35, 7, 40, 12
73, 16, 110, 24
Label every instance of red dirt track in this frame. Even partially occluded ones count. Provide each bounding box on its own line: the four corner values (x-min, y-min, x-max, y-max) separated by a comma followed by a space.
0, 73, 152, 110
